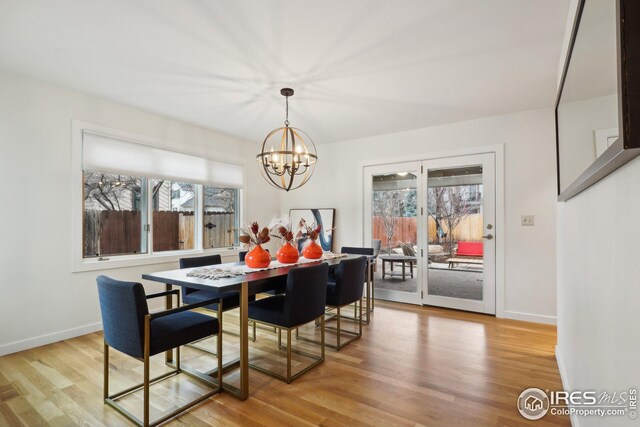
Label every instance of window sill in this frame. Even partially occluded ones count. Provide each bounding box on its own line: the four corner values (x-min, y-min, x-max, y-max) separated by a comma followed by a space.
72, 247, 241, 273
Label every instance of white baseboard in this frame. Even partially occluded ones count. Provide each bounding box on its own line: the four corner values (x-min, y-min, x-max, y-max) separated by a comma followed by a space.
555, 345, 578, 427
503, 310, 557, 325
0, 322, 103, 356
0, 308, 165, 357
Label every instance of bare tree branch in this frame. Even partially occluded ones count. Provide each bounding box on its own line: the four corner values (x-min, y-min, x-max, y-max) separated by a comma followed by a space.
373, 191, 406, 252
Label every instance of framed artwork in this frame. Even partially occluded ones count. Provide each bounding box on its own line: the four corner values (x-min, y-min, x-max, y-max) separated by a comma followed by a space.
289, 208, 335, 252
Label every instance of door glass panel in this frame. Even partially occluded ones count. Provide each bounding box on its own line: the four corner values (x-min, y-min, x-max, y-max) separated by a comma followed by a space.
426, 166, 484, 300
371, 170, 418, 297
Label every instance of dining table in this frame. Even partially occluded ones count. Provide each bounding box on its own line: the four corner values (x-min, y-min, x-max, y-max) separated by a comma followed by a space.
142, 253, 372, 400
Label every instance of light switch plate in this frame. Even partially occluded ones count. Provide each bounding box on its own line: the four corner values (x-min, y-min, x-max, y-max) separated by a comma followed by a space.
521, 215, 534, 226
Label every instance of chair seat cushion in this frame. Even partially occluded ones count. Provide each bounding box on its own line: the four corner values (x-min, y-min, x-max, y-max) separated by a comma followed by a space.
183, 290, 255, 311
150, 311, 218, 356
248, 295, 291, 327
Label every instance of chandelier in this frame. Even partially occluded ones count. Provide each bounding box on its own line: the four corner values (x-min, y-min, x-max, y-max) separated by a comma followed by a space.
256, 88, 318, 191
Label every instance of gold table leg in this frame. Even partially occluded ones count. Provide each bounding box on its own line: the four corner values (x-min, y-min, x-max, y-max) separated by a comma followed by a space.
366, 259, 371, 324
371, 261, 375, 311
216, 281, 250, 400
238, 281, 249, 400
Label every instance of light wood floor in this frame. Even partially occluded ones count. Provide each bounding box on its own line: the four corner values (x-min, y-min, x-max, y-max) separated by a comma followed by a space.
0, 301, 569, 426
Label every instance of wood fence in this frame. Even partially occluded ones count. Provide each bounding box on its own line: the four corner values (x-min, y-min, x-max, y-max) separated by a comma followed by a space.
84, 210, 141, 257
372, 213, 483, 248
203, 212, 236, 249
427, 214, 484, 243
152, 211, 181, 251
84, 210, 235, 256
372, 217, 417, 248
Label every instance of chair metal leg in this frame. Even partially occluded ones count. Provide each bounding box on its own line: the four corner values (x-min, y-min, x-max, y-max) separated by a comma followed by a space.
103, 311, 221, 427
371, 270, 375, 311
321, 314, 325, 360
298, 303, 362, 351
103, 342, 109, 400
359, 298, 363, 336
253, 321, 257, 342
144, 315, 151, 427
217, 315, 223, 387
215, 302, 223, 358
336, 307, 341, 349
334, 269, 373, 325
286, 329, 292, 383
248, 319, 324, 383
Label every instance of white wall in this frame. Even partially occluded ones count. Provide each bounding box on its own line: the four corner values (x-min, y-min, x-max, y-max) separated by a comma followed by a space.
555, 2, 640, 426
281, 108, 558, 324
0, 70, 280, 355
557, 94, 618, 191
556, 157, 640, 427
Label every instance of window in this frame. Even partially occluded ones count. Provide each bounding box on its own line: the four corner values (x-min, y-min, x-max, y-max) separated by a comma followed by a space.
152, 180, 196, 252
83, 171, 147, 257
203, 186, 240, 249
82, 175, 239, 258
76, 124, 244, 265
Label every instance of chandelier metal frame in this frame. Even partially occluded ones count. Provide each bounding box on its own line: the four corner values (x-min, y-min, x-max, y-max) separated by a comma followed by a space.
256, 88, 318, 191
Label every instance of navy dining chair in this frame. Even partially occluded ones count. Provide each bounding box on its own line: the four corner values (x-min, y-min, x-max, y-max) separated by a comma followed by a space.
97, 275, 221, 427
248, 263, 328, 383
338, 246, 374, 317
179, 254, 256, 343
299, 256, 367, 350
341, 246, 375, 257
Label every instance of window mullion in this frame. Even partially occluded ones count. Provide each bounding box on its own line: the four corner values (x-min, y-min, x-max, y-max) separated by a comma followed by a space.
196, 184, 203, 251
146, 177, 154, 256
140, 177, 148, 255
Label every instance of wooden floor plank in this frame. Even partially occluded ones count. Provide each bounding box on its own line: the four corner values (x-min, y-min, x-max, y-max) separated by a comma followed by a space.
0, 301, 569, 426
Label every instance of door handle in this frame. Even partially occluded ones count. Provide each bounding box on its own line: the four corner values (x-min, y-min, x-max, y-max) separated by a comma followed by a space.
482, 234, 493, 240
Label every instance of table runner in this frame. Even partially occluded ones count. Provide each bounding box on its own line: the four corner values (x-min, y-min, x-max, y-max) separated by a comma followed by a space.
186, 252, 347, 280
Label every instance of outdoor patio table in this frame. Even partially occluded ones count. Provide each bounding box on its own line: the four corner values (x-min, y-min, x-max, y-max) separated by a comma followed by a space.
379, 254, 417, 281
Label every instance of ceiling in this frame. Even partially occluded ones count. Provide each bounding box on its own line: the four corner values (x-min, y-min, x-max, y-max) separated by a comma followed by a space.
0, 0, 569, 144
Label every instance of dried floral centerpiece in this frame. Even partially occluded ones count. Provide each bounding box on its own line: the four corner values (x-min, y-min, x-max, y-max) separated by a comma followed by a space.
297, 219, 324, 259
271, 223, 300, 264
239, 222, 271, 268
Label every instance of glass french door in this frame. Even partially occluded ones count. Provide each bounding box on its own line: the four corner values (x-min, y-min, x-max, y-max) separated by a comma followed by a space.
364, 162, 422, 305
422, 153, 496, 314
364, 153, 496, 314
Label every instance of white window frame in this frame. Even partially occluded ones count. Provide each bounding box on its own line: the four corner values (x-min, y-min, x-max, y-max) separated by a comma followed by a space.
71, 120, 245, 272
